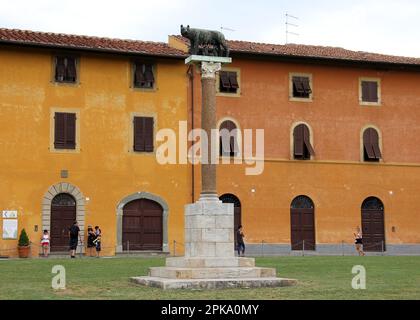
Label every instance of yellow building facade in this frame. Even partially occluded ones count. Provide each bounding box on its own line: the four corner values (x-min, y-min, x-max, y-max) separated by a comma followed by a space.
0, 30, 190, 257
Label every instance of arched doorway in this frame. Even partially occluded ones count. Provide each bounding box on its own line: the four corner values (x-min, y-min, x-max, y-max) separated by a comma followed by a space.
122, 198, 163, 251
50, 193, 76, 252
219, 194, 241, 242
290, 195, 316, 251
361, 197, 385, 252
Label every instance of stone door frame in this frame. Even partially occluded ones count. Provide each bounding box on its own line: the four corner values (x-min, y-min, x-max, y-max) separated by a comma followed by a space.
42, 182, 86, 253
116, 192, 169, 253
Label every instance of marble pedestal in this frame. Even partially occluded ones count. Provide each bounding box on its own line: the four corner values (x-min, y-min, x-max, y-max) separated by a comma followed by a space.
131, 198, 297, 290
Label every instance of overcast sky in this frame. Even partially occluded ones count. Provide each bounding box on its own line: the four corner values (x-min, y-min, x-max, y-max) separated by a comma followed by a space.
1, 0, 420, 57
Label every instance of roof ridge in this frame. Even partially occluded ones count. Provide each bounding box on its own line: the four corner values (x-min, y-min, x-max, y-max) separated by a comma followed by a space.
0, 27, 171, 46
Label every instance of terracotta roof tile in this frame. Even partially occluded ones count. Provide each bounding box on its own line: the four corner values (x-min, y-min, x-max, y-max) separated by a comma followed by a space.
172, 35, 420, 66
0, 28, 187, 58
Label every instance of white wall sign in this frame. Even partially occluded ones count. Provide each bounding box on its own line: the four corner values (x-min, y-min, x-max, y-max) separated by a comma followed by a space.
2, 219, 18, 239
2, 210, 18, 219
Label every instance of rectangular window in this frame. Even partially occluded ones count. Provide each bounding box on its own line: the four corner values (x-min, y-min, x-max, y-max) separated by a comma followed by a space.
361, 80, 379, 103
133, 116, 154, 152
54, 112, 76, 149
292, 76, 312, 99
55, 56, 77, 83
219, 71, 239, 94
134, 62, 155, 89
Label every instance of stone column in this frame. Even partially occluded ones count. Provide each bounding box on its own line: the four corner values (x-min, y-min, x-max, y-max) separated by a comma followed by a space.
200, 61, 221, 200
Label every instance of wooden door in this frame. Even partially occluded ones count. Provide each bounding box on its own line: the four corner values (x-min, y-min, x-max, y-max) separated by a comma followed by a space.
290, 196, 316, 251
122, 199, 163, 251
361, 197, 385, 252
50, 194, 76, 252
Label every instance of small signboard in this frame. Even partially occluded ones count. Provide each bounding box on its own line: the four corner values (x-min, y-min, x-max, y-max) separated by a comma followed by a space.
2, 210, 18, 219
2, 219, 18, 239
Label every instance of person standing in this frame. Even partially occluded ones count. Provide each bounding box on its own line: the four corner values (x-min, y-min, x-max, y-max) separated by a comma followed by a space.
354, 226, 365, 256
87, 226, 96, 257
69, 221, 80, 258
93, 226, 102, 258
40, 230, 50, 257
236, 225, 245, 256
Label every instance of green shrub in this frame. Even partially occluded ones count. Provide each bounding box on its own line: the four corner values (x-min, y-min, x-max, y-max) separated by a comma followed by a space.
18, 229, 30, 247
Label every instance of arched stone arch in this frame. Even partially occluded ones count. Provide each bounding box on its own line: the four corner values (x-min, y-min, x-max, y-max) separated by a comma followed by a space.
116, 192, 169, 253
41, 182, 86, 251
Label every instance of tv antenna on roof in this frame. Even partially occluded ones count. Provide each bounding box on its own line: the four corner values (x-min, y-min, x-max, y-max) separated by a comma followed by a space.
220, 26, 236, 32
286, 12, 299, 44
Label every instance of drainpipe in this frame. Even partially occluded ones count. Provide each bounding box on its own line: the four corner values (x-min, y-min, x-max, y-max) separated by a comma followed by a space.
187, 64, 195, 203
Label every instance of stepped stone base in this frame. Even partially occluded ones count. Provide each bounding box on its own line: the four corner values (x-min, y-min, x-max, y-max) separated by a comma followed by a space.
131, 197, 297, 290
131, 276, 297, 290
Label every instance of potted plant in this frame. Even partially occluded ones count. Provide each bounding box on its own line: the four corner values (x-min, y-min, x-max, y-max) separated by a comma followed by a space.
17, 228, 31, 258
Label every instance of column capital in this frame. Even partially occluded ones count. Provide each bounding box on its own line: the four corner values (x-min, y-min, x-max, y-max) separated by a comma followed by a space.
201, 62, 222, 79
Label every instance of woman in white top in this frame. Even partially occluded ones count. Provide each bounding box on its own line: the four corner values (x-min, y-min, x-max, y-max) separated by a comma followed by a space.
40, 230, 50, 257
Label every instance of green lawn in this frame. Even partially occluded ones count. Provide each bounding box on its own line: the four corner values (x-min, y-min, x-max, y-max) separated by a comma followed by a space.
0, 256, 419, 300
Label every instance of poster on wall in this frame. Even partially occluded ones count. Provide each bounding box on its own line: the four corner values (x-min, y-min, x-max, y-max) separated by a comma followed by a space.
2, 219, 18, 239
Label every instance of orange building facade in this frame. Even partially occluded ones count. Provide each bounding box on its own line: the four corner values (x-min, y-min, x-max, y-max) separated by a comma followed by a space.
1, 28, 420, 258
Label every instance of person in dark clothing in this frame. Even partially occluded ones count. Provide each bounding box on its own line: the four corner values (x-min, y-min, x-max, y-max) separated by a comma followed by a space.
69, 221, 80, 258
87, 225, 96, 257
93, 226, 102, 258
236, 225, 245, 256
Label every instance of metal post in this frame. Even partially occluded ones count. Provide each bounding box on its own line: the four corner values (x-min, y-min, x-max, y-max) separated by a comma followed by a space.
127, 240, 130, 253
261, 240, 264, 257
382, 240, 384, 256
302, 240, 305, 257
173, 240, 176, 257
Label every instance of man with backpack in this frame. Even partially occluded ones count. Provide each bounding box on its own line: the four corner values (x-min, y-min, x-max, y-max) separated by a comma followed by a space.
69, 221, 80, 258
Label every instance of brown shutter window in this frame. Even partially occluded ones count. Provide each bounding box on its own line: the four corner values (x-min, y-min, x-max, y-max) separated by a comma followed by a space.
220, 71, 230, 89
133, 117, 154, 152
363, 128, 381, 161
65, 57, 77, 82
362, 81, 379, 103
134, 62, 155, 88
294, 124, 312, 160
54, 112, 76, 149
292, 77, 311, 98
219, 120, 238, 157
55, 57, 66, 82
293, 124, 304, 158
228, 72, 239, 89
303, 125, 315, 156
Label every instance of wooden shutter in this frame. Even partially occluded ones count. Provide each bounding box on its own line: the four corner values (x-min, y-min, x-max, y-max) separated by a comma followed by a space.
219, 120, 237, 156
144, 117, 154, 152
134, 63, 145, 87
54, 112, 66, 148
369, 128, 382, 159
65, 57, 77, 82
134, 117, 154, 152
55, 57, 66, 82
144, 64, 155, 86
65, 113, 76, 149
302, 77, 312, 94
133, 117, 145, 151
362, 81, 378, 102
293, 77, 305, 94
294, 124, 304, 157
363, 128, 376, 159
220, 71, 230, 89
303, 125, 315, 156
54, 112, 76, 149
228, 72, 239, 89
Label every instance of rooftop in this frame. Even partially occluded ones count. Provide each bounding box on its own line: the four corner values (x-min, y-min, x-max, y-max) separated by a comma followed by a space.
0, 28, 187, 58
172, 35, 420, 67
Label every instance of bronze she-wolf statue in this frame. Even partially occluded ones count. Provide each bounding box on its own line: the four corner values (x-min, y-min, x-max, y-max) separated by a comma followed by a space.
180, 25, 229, 57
